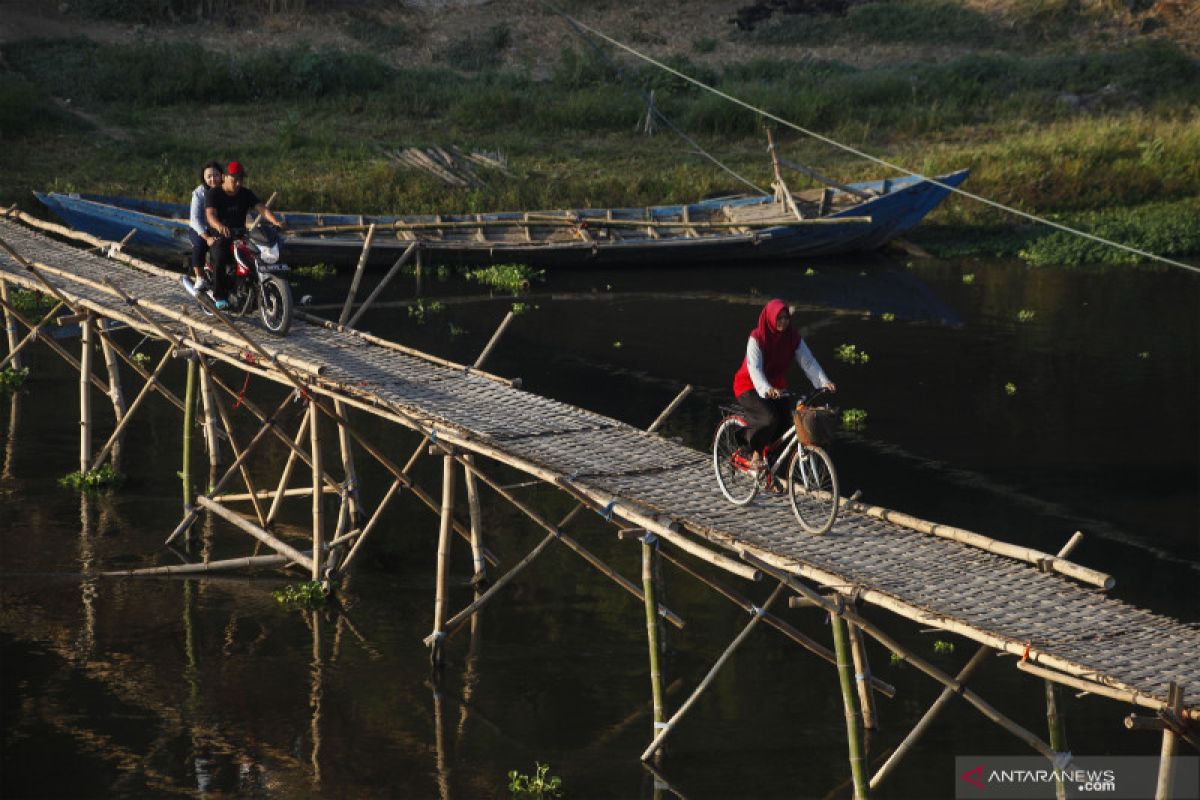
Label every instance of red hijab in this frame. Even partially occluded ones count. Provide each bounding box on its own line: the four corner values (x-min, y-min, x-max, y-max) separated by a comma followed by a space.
733, 298, 801, 396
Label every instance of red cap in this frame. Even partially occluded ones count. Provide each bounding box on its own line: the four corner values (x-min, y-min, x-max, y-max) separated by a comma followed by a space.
227, 161, 245, 177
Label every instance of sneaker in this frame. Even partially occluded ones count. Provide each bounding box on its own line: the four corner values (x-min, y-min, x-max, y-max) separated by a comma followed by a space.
214, 298, 231, 311
193, 275, 210, 294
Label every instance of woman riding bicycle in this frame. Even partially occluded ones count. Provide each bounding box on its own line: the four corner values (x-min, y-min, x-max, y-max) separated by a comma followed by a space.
732, 298, 836, 469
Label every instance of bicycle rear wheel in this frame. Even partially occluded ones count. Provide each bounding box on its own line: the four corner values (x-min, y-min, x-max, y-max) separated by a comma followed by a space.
713, 417, 758, 505
788, 445, 839, 534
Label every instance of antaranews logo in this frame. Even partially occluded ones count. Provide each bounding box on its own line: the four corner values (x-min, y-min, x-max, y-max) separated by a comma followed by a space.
955, 755, 1199, 799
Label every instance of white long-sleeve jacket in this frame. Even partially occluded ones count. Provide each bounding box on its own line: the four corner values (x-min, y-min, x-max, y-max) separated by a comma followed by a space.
745, 337, 830, 398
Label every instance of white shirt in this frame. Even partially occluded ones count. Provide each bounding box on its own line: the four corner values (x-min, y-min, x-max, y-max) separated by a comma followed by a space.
188, 185, 208, 237
745, 337, 830, 397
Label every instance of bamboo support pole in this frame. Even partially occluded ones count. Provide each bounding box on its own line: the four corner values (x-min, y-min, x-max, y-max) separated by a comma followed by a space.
430, 454, 457, 666
182, 355, 197, 511
198, 359, 221, 469
79, 312, 94, 475
832, 609, 870, 799
310, 399, 324, 582
472, 311, 514, 370
194, 495, 314, 572
0, 280, 21, 371
642, 535, 666, 739
97, 319, 126, 471
640, 583, 783, 762
463, 453, 486, 582
89, 344, 174, 472
658, 547, 895, 698
1047, 680, 1067, 800
443, 448, 685, 629
740, 551, 1061, 762
334, 475, 404, 576
1156, 684, 1184, 800
848, 620, 879, 731
870, 646, 991, 790
346, 242, 418, 329
165, 391, 295, 545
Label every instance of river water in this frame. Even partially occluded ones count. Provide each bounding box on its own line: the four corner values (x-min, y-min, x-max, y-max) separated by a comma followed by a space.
1, 252, 1197, 799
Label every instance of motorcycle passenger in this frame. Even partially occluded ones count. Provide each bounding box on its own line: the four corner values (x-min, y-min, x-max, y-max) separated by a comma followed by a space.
188, 160, 222, 293
732, 298, 836, 469
204, 160, 285, 310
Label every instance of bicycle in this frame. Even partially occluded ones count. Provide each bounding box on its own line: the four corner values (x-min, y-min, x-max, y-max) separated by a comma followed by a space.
712, 388, 840, 535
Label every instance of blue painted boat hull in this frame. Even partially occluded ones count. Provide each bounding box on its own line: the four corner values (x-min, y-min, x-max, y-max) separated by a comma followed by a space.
36, 169, 967, 267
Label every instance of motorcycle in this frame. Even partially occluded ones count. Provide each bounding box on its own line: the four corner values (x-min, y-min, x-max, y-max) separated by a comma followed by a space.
182, 224, 294, 335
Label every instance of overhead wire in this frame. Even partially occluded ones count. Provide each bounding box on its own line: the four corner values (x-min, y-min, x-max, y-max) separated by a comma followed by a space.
544, 3, 1200, 276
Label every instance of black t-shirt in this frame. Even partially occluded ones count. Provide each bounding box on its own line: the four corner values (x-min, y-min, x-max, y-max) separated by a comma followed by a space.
205, 186, 261, 231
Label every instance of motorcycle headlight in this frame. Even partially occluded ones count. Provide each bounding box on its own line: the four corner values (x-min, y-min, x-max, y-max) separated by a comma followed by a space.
260, 243, 280, 264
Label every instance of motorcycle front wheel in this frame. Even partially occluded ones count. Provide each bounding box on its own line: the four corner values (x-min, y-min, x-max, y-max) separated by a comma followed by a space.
259, 274, 293, 336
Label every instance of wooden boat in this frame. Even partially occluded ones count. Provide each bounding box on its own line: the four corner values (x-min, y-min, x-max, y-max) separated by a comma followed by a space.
35, 169, 967, 268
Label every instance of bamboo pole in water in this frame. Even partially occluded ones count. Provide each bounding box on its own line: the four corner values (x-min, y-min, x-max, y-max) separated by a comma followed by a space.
642, 534, 666, 740
1155, 684, 1184, 800
848, 620, 879, 731
0, 280, 21, 371
197, 358, 221, 470
79, 311, 94, 475
430, 454, 457, 667
182, 355, 197, 511
310, 399, 323, 583
97, 319, 127, 472
831, 609, 870, 799
345, 242, 418, 329
203, 366, 268, 530
640, 583, 783, 762
194, 495, 314, 572
463, 453, 486, 583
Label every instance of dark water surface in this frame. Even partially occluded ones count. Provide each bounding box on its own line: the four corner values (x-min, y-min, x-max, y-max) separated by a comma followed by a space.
2, 253, 1197, 799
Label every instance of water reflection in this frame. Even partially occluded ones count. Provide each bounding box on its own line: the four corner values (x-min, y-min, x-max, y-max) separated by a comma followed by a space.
1, 254, 1197, 798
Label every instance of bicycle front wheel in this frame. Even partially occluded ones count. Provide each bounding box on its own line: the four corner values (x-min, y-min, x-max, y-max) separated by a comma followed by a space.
713, 417, 758, 506
788, 445, 839, 534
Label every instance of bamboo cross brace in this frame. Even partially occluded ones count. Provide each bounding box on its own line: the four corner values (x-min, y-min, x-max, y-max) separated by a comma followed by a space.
740, 551, 1062, 763
336, 474, 406, 575
439, 446, 686, 630
657, 547, 895, 699
195, 495, 314, 573
422, 505, 586, 646
267, 413, 311, 525
0, 293, 65, 371
165, 391, 296, 545
346, 242, 417, 329
339, 223, 376, 325
203, 363, 270, 530
93, 328, 186, 413
89, 344, 175, 472
640, 583, 784, 761
870, 647, 993, 789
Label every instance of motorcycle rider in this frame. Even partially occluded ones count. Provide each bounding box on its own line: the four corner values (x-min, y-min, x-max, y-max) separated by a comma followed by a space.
204, 160, 285, 310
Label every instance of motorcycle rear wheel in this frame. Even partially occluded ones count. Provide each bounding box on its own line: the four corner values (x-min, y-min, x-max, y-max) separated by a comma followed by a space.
259, 274, 293, 336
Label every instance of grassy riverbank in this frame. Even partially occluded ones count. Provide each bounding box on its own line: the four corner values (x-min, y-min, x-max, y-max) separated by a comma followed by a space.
1, 0, 1197, 265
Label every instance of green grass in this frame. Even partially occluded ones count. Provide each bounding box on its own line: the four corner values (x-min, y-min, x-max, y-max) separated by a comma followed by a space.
2, 34, 1197, 266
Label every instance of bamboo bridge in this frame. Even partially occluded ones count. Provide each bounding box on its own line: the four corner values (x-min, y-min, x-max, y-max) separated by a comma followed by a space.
1, 210, 1196, 797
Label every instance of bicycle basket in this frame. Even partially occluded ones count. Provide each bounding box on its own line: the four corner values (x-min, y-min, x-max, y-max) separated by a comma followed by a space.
794, 405, 837, 447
